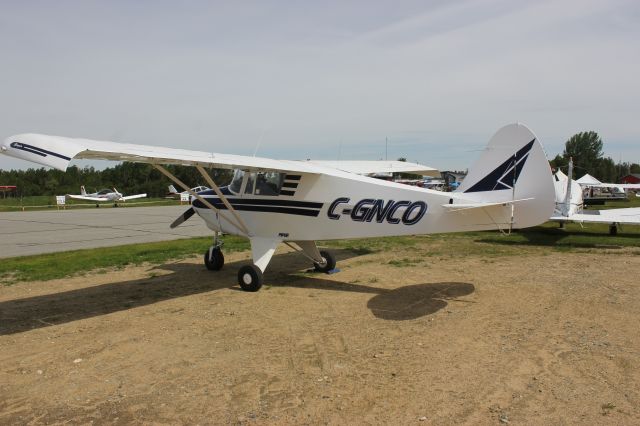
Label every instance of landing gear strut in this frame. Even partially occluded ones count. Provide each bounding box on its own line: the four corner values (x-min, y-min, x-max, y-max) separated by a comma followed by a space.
609, 224, 618, 236
204, 233, 225, 271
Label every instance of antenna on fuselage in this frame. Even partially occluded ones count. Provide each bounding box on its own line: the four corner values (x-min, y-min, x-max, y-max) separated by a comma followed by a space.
385, 137, 388, 161
253, 127, 269, 157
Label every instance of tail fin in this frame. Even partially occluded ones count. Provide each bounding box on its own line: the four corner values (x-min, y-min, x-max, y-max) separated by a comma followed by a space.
553, 165, 583, 217
80, 185, 87, 196
168, 184, 178, 194
456, 123, 555, 228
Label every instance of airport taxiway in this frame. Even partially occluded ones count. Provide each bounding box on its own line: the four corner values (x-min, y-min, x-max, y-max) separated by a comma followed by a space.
0, 206, 211, 258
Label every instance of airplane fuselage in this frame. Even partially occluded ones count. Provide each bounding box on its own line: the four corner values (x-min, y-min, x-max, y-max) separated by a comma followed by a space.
193, 169, 533, 241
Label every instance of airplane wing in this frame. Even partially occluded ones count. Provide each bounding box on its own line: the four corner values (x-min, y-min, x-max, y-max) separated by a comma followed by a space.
304, 160, 439, 177
551, 207, 640, 225
596, 183, 640, 190
121, 193, 147, 201
3, 134, 332, 174
67, 195, 108, 202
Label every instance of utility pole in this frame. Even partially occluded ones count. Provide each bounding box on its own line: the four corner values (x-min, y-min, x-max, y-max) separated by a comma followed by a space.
385, 137, 388, 161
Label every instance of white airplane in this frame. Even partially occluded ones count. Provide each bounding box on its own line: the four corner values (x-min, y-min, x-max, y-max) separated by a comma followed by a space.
166, 184, 210, 198
551, 160, 640, 235
2, 123, 555, 291
68, 185, 147, 205
575, 173, 640, 204
576, 173, 640, 192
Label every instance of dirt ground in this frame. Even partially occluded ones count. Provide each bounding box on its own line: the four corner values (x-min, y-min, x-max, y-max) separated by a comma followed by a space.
1, 243, 639, 425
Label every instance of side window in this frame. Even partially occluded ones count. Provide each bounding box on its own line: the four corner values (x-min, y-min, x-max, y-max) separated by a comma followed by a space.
244, 173, 256, 194
246, 172, 284, 196
229, 170, 245, 194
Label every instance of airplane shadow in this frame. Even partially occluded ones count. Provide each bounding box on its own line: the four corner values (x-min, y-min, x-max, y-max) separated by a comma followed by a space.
475, 226, 639, 249
0, 250, 474, 335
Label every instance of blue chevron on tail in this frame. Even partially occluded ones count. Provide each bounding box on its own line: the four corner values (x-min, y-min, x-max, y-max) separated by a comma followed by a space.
463, 139, 535, 193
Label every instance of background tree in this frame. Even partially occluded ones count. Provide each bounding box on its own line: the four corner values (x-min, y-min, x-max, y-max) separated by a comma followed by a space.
0, 163, 233, 197
562, 131, 603, 178
549, 154, 566, 172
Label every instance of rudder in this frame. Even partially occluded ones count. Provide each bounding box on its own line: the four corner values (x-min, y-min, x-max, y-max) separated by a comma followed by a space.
456, 123, 555, 228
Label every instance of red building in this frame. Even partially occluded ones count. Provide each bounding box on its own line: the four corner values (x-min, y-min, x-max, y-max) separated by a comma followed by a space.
0, 185, 17, 198
620, 174, 640, 184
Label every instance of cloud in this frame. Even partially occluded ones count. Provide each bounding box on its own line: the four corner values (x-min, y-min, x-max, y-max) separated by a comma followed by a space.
0, 0, 638, 172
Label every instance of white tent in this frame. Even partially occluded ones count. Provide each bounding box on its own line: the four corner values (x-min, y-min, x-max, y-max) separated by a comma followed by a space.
576, 174, 602, 186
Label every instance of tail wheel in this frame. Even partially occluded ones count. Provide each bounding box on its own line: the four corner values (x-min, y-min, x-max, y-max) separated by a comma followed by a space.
314, 250, 336, 273
204, 247, 224, 271
238, 265, 263, 292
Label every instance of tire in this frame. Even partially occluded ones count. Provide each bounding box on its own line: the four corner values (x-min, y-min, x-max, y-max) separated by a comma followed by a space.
204, 247, 224, 271
237, 265, 263, 292
314, 250, 336, 273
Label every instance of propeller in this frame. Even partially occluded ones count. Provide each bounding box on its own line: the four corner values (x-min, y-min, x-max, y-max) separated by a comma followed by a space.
170, 207, 196, 228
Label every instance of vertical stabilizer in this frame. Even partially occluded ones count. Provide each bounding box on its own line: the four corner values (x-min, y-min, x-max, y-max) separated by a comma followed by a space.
455, 123, 556, 228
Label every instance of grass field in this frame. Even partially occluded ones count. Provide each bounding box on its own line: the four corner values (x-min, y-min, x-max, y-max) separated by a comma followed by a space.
1, 221, 638, 286
585, 192, 640, 210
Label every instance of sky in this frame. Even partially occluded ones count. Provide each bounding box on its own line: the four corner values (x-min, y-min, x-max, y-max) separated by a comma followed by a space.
1, 0, 639, 172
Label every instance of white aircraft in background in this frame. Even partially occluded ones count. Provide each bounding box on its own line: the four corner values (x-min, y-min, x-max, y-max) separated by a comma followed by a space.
2, 123, 555, 291
575, 173, 640, 204
551, 160, 640, 235
67, 186, 147, 205
575, 173, 640, 192
166, 184, 210, 199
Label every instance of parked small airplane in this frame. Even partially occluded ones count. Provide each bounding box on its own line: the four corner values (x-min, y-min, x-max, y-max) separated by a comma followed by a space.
166, 184, 210, 199
68, 186, 147, 206
551, 160, 640, 235
575, 173, 640, 204
2, 123, 555, 291
576, 173, 640, 192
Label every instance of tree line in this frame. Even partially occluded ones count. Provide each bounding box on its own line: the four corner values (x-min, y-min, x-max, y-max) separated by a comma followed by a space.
549, 131, 639, 182
0, 163, 233, 197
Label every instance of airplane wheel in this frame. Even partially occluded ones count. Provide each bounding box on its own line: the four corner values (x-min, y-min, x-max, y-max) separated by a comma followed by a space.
609, 224, 618, 236
204, 248, 224, 271
238, 265, 263, 292
314, 250, 336, 273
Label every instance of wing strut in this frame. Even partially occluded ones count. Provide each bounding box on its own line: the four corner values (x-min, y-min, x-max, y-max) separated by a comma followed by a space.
153, 164, 250, 236
195, 165, 250, 236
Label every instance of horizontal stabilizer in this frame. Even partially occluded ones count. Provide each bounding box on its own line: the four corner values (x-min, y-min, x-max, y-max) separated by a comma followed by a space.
551, 207, 640, 225
442, 198, 534, 212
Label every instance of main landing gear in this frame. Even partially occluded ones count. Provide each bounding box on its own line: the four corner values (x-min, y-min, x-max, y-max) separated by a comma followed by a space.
237, 264, 263, 292
313, 250, 336, 273
204, 233, 225, 271
203, 235, 337, 292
